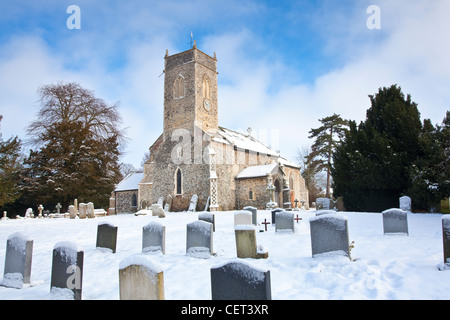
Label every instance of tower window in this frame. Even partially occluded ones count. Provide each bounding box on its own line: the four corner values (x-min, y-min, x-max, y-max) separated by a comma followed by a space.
176, 168, 182, 195
203, 76, 210, 100
174, 76, 185, 99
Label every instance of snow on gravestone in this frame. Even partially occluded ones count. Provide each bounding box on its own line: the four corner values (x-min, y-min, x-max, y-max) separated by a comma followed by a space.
271, 208, 283, 226
199, 212, 215, 232
382, 208, 409, 235
1, 232, 33, 288
96, 222, 118, 253
142, 221, 166, 254
186, 220, 213, 258
119, 254, 164, 300
234, 210, 252, 227
309, 214, 350, 258
78, 203, 87, 219
50, 241, 84, 300
275, 210, 295, 232
399, 196, 412, 212
188, 194, 198, 212
210, 260, 271, 300
243, 206, 257, 225
86, 202, 95, 218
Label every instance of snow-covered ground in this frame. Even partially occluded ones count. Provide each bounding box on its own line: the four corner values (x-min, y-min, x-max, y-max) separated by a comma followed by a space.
0, 210, 449, 300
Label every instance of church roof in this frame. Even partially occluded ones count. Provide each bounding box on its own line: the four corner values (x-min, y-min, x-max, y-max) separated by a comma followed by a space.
115, 171, 144, 192
236, 163, 278, 179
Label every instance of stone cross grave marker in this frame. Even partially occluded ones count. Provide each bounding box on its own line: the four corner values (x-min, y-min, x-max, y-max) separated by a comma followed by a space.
234, 210, 252, 227
1, 232, 33, 288
69, 205, 77, 219
294, 199, 299, 208
243, 206, 257, 225
119, 255, 164, 300
399, 196, 412, 212
294, 215, 302, 223
38, 204, 44, 218
78, 203, 87, 219
309, 213, 350, 259
261, 219, 270, 232
275, 210, 295, 232
142, 222, 166, 254
235, 225, 268, 259
55, 203, 62, 214
442, 216, 450, 266
199, 212, 215, 232
382, 208, 409, 235
186, 220, 213, 258
210, 261, 271, 300
50, 241, 84, 300
96, 222, 118, 253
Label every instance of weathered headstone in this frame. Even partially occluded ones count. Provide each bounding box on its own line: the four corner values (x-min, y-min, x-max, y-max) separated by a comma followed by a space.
442, 216, 450, 266
234, 210, 252, 227
235, 225, 268, 259
78, 203, 87, 219
1, 232, 33, 288
309, 214, 350, 258
87, 202, 95, 218
188, 194, 198, 212
69, 205, 77, 219
399, 196, 412, 212
210, 261, 271, 300
243, 206, 257, 225
25, 208, 33, 218
151, 204, 163, 216
119, 255, 164, 300
142, 222, 166, 254
50, 241, 84, 300
37, 204, 44, 218
382, 208, 409, 235
316, 198, 332, 210
96, 222, 118, 253
199, 212, 215, 232
271, 208, 283, 226
55, 203, 62, 214
275, 211, 294, 232
186, 220, 213, 258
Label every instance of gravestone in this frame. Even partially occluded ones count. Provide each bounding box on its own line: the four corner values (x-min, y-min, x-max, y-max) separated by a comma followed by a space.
55, 203, 62, 214
157, 197, 164, 207
309, 214, 350, 258
186, 220, 213, 258
382, 208, 409, 235
316, 198, 331, 210
275, 211, 294, 232
442, 216, 450, 265
271, 208, 283, 226
142, 222, 166, 254
151, 204, 164, 217
87, 202, 95, 218
235, 225, 268, 259
188, 194, 198, 212
210, 261, 271, 300
1, 232, 33, 288
399, 196, 412, 212
119, 255, 164, 300
50, 241, 84, 300
234, 210, 252, 227
37, 204, 44, 218
198, 212, 215, 232
96, 222, 118, 253
25, 208, 33, 218
69, 205, 77, 219
78, 203, 87, 219
243, 206, 257, 225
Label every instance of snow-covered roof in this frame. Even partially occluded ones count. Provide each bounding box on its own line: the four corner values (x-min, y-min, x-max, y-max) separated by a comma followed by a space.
236, 163, 278, 179
115, 171, 144, 192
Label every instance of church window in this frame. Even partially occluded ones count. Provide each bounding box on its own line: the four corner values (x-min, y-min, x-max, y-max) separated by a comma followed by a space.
131, 193, 137, 207
176, 168, 182, 195
174, 75, 185, 99
203, 76, 210, 99
248, 188, 254, 200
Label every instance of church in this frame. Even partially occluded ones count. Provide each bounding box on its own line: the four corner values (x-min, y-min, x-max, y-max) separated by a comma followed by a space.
113, 43, 308, 213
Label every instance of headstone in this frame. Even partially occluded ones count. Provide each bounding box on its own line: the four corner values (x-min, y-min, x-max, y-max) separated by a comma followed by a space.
275, 211, 294, 232
96, 222, 118, 253
142, 222, 166, 254
188, 194, 198, 212
309, 214, 350, 258
25, 208, 33, 218
157, 197, 164, 207
119, 255, 164, 300
199, 212, 215, 232
271, 208, 283, 226
78, 203, 87, 219
151, 204, 165, 218
442, 216, 450, 266
243, 206, 257, 225
55, 203, 62, 214
316, 198, 331, 210
87, 202, 95, 218
399, 196, 412, 212
69, 205, 77, 219
1, 232, 33, 288
382, 208, 409, 235
234, 210, 252, 227
210, 261, 271, 300
186, 220, 213, 258
50, 241, 84, 300
38, 204, 44, 218
261, 219, 270, 232
235, 225, 268, 259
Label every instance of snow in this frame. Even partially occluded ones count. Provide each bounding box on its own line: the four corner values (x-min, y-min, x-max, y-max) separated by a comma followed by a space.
119, 254, 163, 273
0, 210, 449, 299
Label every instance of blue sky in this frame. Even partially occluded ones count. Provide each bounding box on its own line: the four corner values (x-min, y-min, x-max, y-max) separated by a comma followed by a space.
0, 0, 449, 168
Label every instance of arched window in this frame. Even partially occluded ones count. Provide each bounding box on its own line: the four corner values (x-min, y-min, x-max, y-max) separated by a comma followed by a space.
174, 75, 185, 99
202, 76, 210, 100
176, 168, 182, 195
131, 193, 137, 207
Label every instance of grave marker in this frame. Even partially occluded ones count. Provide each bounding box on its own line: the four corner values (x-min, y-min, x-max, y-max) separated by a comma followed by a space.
87, 202, 95, 218
96, 222, 118, 253
399, 196, 412, 212
198, 212, 215, 232
442, 216, 450, 266
69, 205, 77, 219
294, 215, 302, 223
55, 203, 62, 214
275, 211, 295, 232
310, 214, 350, 258
234, 210, 252, 227
210, 261, 271, 300
235, 225, 268, 259
186, 220, 213, 258
261, 219, 270, 232
382, 208, 409, 235
78, 203, 87, 219
271, 208, 283, 226
188, 194, 198, 212
1, 232, 33, 288
142, 222, 166, 254
243, 206, 257, 225
38, 204, 44, 218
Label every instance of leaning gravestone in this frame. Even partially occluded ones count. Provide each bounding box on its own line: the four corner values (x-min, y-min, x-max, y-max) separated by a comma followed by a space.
234, 210, 252, 227
186, 220, 213, 258
210, 261, 271, 300
243, 206, 257, 225
309, 214, 350, 258
399, 196, 412, 212
382, 208, 409, 235
199, 212, 215, 232
235, 225, 268, 259
188, 194, 199, 212
1, 232, 33, 288
275, 211, 295, 232
442, 216, 450, 266
119, 254, 164, 300
50, 241, 84, 300
78, 203, 87, 219
142, 222, 166, 254
96, 222, 118, 253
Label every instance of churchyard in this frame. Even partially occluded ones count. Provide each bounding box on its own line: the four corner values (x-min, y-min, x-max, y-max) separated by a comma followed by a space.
0, 208, 449, 299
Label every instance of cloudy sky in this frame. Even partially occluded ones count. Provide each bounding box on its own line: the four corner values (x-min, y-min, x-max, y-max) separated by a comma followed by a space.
0, 0, 449, 168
